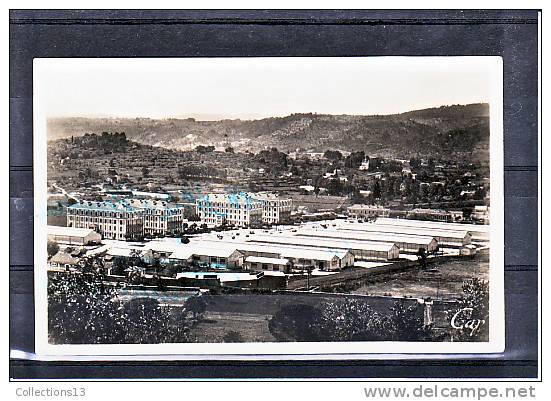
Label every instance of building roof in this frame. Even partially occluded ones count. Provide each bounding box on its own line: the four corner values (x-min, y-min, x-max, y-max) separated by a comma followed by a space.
166, 247, 195, 260
176, 272, 259, 283
67, 198, 183, 213
347, 204, 390, 211
354, 261, 391, 269
47, 225, 99, 238
260, 270, 286, 276
125, 198, 182, 210
144, 241, 180, 253
296, 228, 437, 246
85, 245, 110, 257
169, 243, 242, 260
409, 208, 449, 214
245, 256, 290, 265
68, 200, 143, 213
249, 234, 399, 252
375, 217, 490, 234
194, 239, 351, 261
196, 193, 262, 206
131, 191, 170, 200
246, 242, 350, 261
248, 192, 292, 201
333, 221, 470, 240
106, 247, 150, 258
50, 252, 79, 265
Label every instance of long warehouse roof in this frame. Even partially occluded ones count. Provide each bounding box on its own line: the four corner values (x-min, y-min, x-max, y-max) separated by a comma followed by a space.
248, 234, 399, 252
374, 217, 489, 233
195, 239, 352, 261
47, 225, 98, 237
329, 222, 470, 239
295, 228, 437, 245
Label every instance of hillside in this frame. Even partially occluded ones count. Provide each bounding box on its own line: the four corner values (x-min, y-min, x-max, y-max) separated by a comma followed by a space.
47, 103, 489, 161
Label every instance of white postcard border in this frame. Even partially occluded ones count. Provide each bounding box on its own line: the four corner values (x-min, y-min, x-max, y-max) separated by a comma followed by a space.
32, 56, 505, 359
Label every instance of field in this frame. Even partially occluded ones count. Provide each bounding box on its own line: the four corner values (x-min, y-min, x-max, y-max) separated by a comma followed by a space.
189, 311, 276, 342
352, 252, 489, 300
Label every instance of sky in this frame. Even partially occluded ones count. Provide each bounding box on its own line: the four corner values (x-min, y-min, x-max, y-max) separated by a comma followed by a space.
34, 57, 498, 120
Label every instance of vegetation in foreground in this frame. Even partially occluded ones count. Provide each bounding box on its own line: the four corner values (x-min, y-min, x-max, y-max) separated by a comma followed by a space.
48, 271, 489, 344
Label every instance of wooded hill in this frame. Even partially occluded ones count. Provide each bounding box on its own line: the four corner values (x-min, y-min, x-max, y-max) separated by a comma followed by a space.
48, 103, 489, 162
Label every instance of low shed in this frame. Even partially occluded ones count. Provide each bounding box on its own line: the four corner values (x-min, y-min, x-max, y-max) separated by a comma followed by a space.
47, 225, 102, 245
244, 256, 291, 272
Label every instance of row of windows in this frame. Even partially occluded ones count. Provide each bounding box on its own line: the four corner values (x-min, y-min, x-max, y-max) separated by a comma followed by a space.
69, 209, 141, 218
69, 208, 183, 218
197, 202, 262, 211
74, 221, 129, 233
262, 202, 292, 208
199, 209, 250, 215
70, 216, 129, 225
142, 209, 183, 216
248, 263, 281, 271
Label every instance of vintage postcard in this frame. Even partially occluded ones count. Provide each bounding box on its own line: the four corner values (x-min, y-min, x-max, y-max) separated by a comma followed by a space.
33, 57, 504, 358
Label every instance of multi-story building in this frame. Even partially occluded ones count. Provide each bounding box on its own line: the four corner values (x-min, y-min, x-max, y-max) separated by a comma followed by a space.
406, 208, 451, 222
347, 204, 390, 219
124, 199, 185, 236
67, 200, 144, 240
195, 193, 263, 228
249, 192, 292, 224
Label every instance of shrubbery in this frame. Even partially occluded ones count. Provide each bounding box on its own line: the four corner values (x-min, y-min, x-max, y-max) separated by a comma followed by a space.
269, 298, 435, 342
48, 272, 191, 344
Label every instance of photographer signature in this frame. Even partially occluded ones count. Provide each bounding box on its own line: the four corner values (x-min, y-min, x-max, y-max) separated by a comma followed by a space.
450, 307, 486, 336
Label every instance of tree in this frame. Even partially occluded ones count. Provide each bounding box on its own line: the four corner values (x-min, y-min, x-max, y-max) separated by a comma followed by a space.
446, 278, 489, 341
196, 145, 215, 154
326, 178, 346, 196
372, 179, 382, 199
47, 240, 60, 258
78, 255, 105, 275
268, 304, 322, 342
255, 147, 288, 171
344, 151, 365, 168
128, 249, 144, 268
48, 272, 190, 344
121, 298, 187, 344
350, 189, 365, 204
48, 271, 126, 344
386, 300, 435, 341
225, 146, 234, 153
313, 298, 388, 341
184, 295, 207, 320
416, 247, 428, 269
462, 207, 473, 220
324, 150, 343, 161
269, 298, 437, 342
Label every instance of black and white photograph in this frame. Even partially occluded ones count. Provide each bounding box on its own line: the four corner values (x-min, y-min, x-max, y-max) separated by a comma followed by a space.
32, 56, 504, 357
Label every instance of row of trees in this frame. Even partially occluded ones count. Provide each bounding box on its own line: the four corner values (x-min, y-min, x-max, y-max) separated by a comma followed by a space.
48, 271, 207, 344
269, 299, 436, 342
269, 278, 489, 342
48, 267, 488, 344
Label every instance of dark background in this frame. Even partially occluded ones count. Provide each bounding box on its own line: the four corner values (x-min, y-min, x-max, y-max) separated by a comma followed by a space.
9, 9, 540, 379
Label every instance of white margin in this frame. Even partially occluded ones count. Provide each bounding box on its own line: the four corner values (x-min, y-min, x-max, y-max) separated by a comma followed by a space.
32, 56, 505, 359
